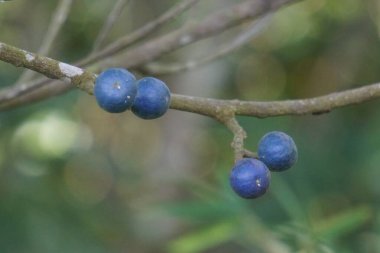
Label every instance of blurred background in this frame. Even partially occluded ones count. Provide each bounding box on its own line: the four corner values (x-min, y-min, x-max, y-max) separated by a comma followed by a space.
1, 0, 380, 252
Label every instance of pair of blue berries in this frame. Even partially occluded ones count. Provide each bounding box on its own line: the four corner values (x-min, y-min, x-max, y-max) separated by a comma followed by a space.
94, 68, 171, 119
230, 131, 298, 199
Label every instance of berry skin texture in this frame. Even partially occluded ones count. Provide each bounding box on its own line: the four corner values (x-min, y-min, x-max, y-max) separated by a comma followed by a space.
229, 158, 271, 199
132, 77, 171, 119
94, 68, 137, 113
258, 131, 298, 172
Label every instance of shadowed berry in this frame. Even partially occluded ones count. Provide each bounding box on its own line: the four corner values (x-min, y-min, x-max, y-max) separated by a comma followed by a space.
229, 158, 271, 199
258, 131, 298, 172
94, 68, 137, 113
132, 77, 171, 119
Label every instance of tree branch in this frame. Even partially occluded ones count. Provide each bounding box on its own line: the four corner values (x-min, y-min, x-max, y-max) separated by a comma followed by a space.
2, 35, 380, 120
1, 41, 380, 119
92, 0, 130, 51
82, 0, 200, 66
0, 42, 96, 95
1, 39, 380, 157
170, 84, 380, 118
104, 0, 295, 69
16, 0, 73, 84
0, 0, 297, 110
141, 14, 272, 75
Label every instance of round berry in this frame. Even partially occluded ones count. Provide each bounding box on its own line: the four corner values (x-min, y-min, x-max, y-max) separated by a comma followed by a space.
132, 77, 171, 119
229, 158, 271, 199
258, 131, 298, 172
94, 68, 137, 113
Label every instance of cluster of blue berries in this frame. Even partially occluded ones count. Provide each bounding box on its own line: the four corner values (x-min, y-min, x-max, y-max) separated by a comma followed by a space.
94, 68, 171, 119
230, 131, 298, 199
94, 69, 296, 200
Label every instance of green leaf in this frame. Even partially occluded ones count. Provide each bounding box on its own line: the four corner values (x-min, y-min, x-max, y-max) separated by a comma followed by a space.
314, 206, 372, 240
167, 221, 236, 253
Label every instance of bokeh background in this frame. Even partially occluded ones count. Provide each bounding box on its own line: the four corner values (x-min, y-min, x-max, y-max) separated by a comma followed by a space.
1, 0, 380, 252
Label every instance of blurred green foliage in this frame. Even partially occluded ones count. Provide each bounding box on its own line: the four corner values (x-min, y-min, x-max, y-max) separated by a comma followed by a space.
1, 0, 380, 252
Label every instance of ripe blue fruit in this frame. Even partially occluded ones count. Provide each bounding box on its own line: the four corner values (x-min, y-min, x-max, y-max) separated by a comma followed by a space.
132, 77, 171, 119
94, 68, 137, 113
258, 131, 298, 172
229, 158, 271, 199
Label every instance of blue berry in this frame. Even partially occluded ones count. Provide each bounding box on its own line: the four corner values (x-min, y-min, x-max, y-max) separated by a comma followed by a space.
229, 158, 271, 199
94, 68, 137, 113
132, 77, 171, 119
258, 131, 298, 172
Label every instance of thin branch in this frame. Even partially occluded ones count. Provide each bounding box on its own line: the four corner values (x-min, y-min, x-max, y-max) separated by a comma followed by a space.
81, 0, 200, 66
105, 0, 295, 69
92, 0, 130, 51
142, 14, 272, 75
0, 80, 73, 111
16, 0, 73, 84
34, 0, 73, 57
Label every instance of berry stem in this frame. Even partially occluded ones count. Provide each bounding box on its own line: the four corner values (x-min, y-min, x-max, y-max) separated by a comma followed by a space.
243, 150, 258, 159
217, 115, 247, 161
